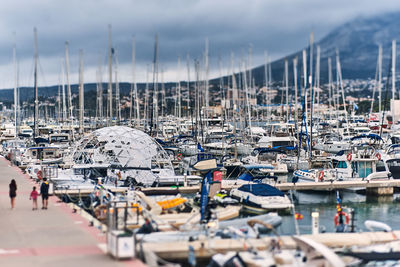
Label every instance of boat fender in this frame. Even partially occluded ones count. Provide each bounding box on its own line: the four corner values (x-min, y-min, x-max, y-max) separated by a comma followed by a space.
346, 153, 352, 162
334, 211, 350, 226
376, 153, 381, 161
176, 153, 183, 161
318, 171, 324, 182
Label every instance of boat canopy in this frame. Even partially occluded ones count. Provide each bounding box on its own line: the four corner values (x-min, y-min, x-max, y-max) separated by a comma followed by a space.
237, 184, 284, 197
253, 148, 287, 154
242, 164, 274, 170
350, 134, 383, 142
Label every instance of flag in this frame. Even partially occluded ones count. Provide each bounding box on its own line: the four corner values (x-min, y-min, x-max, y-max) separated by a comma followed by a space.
200, 171, 211, 222
295, 213, 304, 220
197, 143, 204, 152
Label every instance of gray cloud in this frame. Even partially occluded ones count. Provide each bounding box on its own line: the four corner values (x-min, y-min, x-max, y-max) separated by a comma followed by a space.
0, 0, 400, 89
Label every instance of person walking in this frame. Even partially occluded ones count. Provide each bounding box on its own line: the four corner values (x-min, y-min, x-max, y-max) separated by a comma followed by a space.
40, 178, 49, 210
30, 186, 39, 210
9, 179, 17, 209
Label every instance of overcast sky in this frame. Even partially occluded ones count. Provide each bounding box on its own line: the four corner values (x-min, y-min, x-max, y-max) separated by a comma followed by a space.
1, 0, 400, 89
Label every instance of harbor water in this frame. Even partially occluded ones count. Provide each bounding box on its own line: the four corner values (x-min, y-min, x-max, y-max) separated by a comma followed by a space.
278, 192, 400, 235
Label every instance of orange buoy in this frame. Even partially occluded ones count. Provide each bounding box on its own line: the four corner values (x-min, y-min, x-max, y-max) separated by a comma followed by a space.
334, 211, 350, 226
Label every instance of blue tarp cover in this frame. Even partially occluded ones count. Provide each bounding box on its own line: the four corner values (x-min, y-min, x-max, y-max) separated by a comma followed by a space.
237, 184, 284, 197
351, 134, 383, 141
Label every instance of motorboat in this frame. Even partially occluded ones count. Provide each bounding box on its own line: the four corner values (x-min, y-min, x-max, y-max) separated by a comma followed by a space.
230, 183, 293, 214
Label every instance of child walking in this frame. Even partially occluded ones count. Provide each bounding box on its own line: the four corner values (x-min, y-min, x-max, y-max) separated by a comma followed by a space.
30, 186, 39, 210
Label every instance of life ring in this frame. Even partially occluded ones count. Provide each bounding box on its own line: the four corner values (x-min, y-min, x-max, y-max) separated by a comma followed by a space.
176, 153, 183, 161
376, 153, 381, 161
334, 211, 350, 226
37, 170, 43, 180
318, 171, 324, 182
346, 153, 352, 161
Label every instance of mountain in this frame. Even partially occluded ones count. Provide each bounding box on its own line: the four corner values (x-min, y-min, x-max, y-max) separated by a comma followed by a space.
250, 12, 400, 85
1, 12, 400, 103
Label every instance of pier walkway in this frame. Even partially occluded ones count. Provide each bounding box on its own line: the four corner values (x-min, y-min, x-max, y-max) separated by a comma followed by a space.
0, 157, 144, 267
55, 179, 400, 197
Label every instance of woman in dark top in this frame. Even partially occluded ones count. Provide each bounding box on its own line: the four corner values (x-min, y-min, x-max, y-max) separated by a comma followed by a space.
9, 179, 17, 209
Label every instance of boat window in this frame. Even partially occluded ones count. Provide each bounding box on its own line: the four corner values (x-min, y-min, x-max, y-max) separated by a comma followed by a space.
50, 136, 68, 142
337, 161, 347, 168
272, 141, 292, 147
358, 161, 372, 178
386, 160, 400, 179
376, 160, 386, 172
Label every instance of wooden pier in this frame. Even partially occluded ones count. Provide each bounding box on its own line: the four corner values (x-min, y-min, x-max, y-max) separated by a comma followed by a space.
141, 230, 400, 260
54, 179, 400, 197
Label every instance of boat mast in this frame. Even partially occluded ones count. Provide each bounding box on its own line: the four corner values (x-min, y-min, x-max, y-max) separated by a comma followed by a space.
144, 64, 149, 128
96, 54, 103, 122
243, 59, 252, 136
176, 56, 182, 118
61, 59, 67, 122
264, 51, 269, 120
378, 44, 382, 121
194, 60, 200, 140
315, 45, 320, 107
285, 58, 289, 124
204, 38, 209, 111
161, 67, 166, 117
64, 42, 72, 119
33, 27, 39, 139
131, 36, 139, 126
13, 33, 18, 137
293, 57, 298, 137
78, 49, 84, 134
186, 53, 191, 118
328, 57, 333, 120
336, 49, 350, 136
107, 24, 113, 125
151, 34, 159, 135
114, 50, 121, 123
218, 54, 226, 121
231, 52, 237, 118
57, 72, 61, 123
134, 38, 140, 127
309, 32, 314, 158
392, 40, 396, 100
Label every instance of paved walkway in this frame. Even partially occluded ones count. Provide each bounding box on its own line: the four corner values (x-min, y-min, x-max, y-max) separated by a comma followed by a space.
0, 157, 145, 267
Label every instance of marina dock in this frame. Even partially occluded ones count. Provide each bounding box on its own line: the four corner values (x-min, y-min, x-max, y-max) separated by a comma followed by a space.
54, 179, 400, 197
0, 157, 144, 267
142, 230, 400, 260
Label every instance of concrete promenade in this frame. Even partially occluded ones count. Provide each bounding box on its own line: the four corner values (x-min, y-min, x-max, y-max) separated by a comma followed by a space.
0, 156, 145, 267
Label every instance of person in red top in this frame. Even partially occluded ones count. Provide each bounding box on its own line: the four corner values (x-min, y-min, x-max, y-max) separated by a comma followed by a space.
30, 186, 39, 210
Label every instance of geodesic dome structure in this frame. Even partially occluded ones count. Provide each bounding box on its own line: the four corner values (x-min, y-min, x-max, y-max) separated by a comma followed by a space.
71, 126, 173, 170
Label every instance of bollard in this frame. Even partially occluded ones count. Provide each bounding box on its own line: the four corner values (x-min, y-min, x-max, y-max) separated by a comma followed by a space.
311, 211, 319, 234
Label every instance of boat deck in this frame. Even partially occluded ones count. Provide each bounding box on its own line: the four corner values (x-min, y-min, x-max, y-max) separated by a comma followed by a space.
0, 157, 144, 267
